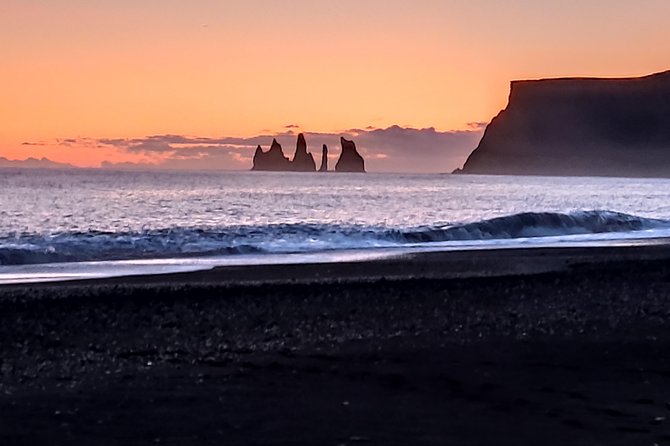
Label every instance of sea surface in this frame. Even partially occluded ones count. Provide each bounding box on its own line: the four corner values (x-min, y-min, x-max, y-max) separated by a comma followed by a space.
2, 168, 670, 283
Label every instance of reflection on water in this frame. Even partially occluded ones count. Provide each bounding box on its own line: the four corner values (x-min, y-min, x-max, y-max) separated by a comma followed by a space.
0, 168, 670, 274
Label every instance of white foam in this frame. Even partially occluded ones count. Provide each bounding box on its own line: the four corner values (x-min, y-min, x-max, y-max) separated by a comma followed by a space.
1, 234, 669, 285
0, 249, 400, 284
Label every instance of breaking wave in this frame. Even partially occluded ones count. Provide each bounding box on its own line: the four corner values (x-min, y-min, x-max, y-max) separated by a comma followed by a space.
397, 210, 667, 242
0, 211, 668, 266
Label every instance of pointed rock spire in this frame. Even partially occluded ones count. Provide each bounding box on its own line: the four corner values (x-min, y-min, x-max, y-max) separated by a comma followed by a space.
296, 134, 307, 155
290, 133, 316, 172
269, 139, 283, 154
252, 134, 365, 173
251, 145, 264, 171
319, 144, 328, 172
251, 140, 291, 171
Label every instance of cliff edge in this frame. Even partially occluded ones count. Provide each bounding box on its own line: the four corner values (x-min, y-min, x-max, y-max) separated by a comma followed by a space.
458, 70, 670, 177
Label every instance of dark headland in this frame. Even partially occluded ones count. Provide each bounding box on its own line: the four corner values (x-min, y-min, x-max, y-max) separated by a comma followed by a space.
252, 134, 365, 172
4, 244, 670, 445
456, 70, 670, 177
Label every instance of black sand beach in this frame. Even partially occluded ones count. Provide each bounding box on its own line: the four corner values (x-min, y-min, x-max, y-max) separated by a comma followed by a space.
2, 245, 670, 445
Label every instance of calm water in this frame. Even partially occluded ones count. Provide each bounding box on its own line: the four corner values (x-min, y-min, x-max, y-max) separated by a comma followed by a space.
1, 168, 670, 282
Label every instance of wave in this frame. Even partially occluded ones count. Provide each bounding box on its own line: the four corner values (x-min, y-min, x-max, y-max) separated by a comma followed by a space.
0, 211, 668, 266
398, 210, 667, 242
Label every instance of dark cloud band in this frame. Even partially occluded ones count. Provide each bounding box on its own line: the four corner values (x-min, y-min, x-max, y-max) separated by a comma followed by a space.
50, 124, 486, 172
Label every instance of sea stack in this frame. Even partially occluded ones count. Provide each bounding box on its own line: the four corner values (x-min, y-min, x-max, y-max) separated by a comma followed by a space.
251, 139, 291, 171
335, 137, 365, 173
457, 70, 670, 177
252, 134, 366, 173
318, 145, 328, 172
290, 133, 316, 172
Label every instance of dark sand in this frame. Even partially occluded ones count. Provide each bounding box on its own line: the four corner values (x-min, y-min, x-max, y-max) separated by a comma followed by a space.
2, 245, 670, 445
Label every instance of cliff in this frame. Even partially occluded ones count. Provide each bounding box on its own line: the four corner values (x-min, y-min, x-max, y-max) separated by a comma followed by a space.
458, 70, 670, 177
335, 137, 365, 172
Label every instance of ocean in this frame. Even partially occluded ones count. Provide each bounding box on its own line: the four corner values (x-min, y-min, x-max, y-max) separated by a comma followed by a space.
1, 168, 670, 283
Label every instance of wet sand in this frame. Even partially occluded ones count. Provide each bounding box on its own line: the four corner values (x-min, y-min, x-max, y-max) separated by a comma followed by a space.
2, 245, 670, 445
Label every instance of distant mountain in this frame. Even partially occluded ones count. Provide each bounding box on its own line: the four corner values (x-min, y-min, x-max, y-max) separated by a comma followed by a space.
0, 157, 75, 169
457, 70, 670, 177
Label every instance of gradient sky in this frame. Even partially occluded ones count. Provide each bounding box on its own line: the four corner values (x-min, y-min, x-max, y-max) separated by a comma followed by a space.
3, 0, 670, 172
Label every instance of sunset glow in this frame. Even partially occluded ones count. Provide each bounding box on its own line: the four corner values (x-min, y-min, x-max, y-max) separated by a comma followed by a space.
3, 0, 670, 171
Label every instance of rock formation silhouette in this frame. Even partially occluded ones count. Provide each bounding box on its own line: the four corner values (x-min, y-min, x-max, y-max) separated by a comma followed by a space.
252, 134, 365, 173
457, 70, 670, 177
318, 145, 328, 172
335, 137, 365, 173
252, 139, 291, 171
253, 134, 315, 172
290, 134, 316, 172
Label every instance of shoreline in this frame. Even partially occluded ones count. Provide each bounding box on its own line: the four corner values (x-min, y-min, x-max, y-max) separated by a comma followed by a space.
2, 241, 669, 290
2, 244, 670, 444
3, 234, 670, 287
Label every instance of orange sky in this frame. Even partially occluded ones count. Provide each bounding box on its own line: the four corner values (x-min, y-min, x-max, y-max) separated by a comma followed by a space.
2, 0, 670, 171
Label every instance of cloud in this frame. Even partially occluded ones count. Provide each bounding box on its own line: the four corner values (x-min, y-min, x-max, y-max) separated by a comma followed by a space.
466, 121, 489, 130
284, 124, 300, 129
341, 125, 483, 172
101, 147, 251, 171
96, 133, 299, 153
55, 138, 79, 147
70, 124, 486, 173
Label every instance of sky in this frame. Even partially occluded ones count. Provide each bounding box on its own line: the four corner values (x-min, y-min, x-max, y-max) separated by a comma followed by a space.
2, 0, 670, 172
